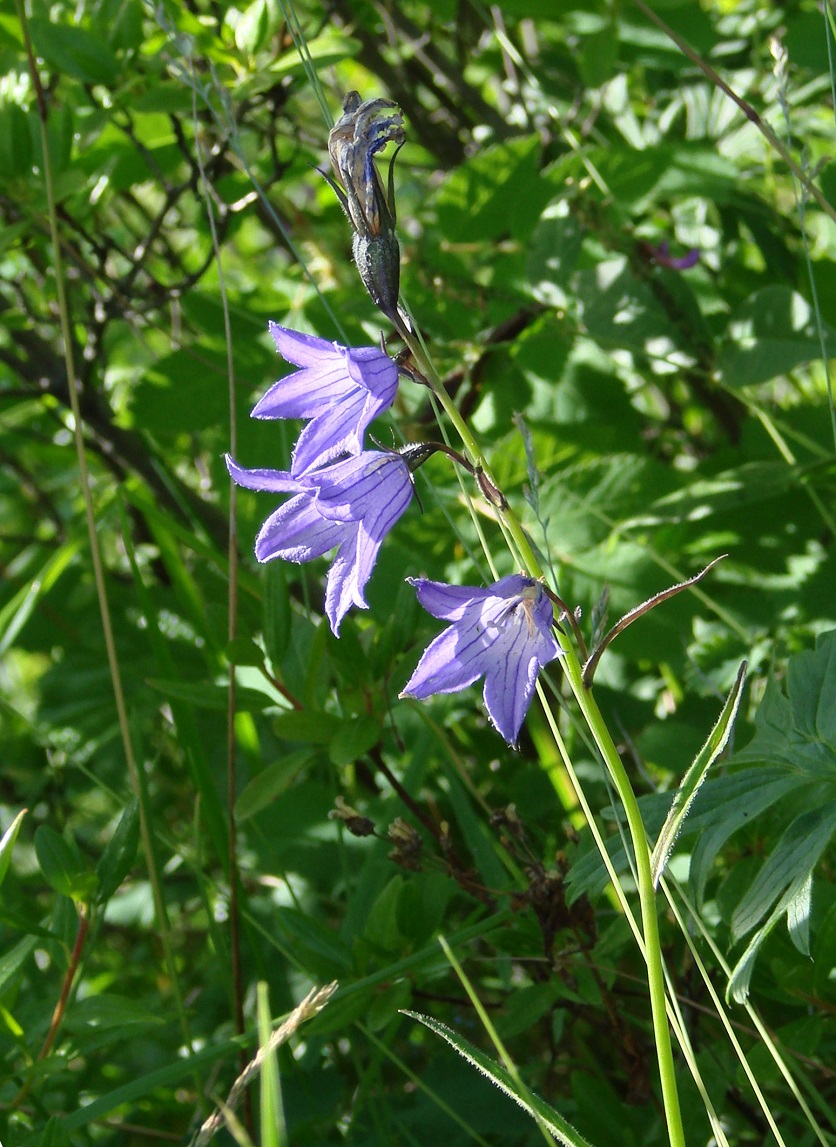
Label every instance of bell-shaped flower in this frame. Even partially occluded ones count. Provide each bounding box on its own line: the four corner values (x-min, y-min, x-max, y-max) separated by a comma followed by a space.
400, 574, 563, 745
226, 449, 413, 634
253, 323, 399, 477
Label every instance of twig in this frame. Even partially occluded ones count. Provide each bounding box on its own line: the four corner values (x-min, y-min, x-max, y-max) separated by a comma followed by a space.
192, 983, 338, 1147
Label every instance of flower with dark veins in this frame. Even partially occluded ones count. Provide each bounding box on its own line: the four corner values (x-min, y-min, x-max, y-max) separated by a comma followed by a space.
253, 323, 399, 476
226, 450, 414, 634
400, 574, 563, 745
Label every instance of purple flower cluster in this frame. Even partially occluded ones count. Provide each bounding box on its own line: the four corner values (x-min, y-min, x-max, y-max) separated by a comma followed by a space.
226, 326, 407, 635
227, 322, 562, 743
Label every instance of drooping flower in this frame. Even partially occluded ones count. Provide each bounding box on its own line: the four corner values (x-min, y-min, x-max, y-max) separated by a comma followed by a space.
400, 574, 563, 745
253, 323, 399, 477
226, 449, 414, 634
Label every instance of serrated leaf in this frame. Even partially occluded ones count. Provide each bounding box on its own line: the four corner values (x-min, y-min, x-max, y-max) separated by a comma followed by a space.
234, 750, 314, 821
720, 286, 836, 388
652, 660, 747, 886
96, 800, 140, 904
34, 826, 98, 903
402, 1011, 594, 1147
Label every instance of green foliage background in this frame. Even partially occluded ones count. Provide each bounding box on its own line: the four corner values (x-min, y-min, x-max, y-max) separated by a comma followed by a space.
0, 0, 835, 1144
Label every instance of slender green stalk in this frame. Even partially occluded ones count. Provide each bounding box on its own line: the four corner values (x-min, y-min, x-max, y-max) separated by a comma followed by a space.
402, 327, 686, 1147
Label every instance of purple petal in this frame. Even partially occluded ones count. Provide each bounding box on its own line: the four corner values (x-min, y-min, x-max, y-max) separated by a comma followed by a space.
401, 576, 563, 745
252, 361, 355, 420
289, 391, 368, 475
255, 494, 347, 563
400, 623, 491, 698
407, 579, 493, 621
316, 453, 411, 522
324, 532, 365, 634
226, 454, 298, 494
482, 627, 542, 745
346, 346, 399, 400
268, 322, 339, 368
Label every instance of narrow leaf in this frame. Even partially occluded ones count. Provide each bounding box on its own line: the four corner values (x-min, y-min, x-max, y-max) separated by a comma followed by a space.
651, 660, 747, 886
731, 801, 836, 942
96, 799, 140, 904
0, 808, 27, 890
402, 1010, 595, 1147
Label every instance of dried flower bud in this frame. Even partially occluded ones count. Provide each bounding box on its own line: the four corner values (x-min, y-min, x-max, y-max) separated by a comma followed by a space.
387, 817, 423, 871
326, 92, 405, 327
329, 795, 375, 838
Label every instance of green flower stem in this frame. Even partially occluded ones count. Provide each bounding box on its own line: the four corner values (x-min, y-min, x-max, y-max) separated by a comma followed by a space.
403, 329, 686, 1147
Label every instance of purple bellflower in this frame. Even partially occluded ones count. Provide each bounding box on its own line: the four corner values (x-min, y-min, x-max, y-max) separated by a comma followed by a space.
650, 242, 700, 271
226, 449, 414, 634
253, 323, 399, 477
400, 574, 563, 745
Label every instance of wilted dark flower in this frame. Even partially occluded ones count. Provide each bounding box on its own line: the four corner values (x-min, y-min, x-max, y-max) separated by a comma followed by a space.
400, 575, 563, 745
326, 91, 405, 327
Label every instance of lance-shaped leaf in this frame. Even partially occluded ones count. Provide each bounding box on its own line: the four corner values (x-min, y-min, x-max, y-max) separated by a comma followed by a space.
401, 1010, 595, 1147
651, 660, 747, 887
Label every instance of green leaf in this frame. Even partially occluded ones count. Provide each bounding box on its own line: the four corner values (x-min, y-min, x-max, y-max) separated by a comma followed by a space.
234, 749, 314, 821
28, 18, 121, 86
34, 826, 98, 903
0, 936, 37, 993
730, 802, 836, 943
147, 678, 272, 712
271, 710, 341, 744
525, 201, 583, 308
0, 808, 27, 891
727, 868, 814, 1003
731, 629, 836, 776
64, 994, 166, 1031
96, 799, 140, 904
651, 661, 747, 886
402, 1011, 595, 1147
0, 102, 32, 182
234, 0, 269, 55
225, 636, 266, 667
688, 770, 797, 905
36, 1115, 72, 1147
434, 135, 547, 242
328, 715, 381, 767
720, 286, 836, 388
